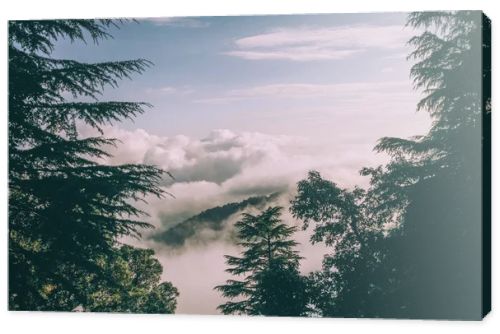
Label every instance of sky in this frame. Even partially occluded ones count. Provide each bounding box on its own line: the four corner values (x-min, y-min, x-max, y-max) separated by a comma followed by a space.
53, 12, 431, 314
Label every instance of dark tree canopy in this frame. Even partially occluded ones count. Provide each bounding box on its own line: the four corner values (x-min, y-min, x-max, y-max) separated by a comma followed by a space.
8, 19, 177, 313
83, 245, 178, 313
215, 206, 308, 316
290, 171, 393, 317
372, 10, 485, 319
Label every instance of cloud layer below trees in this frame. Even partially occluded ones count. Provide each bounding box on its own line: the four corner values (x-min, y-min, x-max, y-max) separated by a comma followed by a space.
78, 121, 417, 313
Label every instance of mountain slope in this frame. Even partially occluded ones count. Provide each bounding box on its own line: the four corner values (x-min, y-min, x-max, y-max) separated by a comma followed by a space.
152, 192, 281, 247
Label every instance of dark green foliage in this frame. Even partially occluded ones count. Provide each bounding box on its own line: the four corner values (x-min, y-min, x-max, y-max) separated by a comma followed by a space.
370, 11, 485, 319
8, 19, 177, 312
302, 270, 337, 317
291, 11, 486, 319
291, 171, 372, 248
83, 245, 178, 313
153, 192, 281, 247
376, 11, 483, 179
215, 207, 308, 316
290, 171, 391, 317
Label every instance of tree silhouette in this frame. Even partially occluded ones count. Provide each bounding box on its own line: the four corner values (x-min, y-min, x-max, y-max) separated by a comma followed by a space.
290, 171, 391, 317
215, 207, 308, 316
367, 10, 487, 319
291, 11, 488, 319
8, 20, 177, 312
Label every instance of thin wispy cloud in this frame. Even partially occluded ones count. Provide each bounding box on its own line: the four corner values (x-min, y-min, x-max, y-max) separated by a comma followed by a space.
159, 86, 195, 95
194, 81, 413, 104
225, 49, 362, 61
146, 85, 195, 96
142, 17, 210, 28
224, 24, 413, 61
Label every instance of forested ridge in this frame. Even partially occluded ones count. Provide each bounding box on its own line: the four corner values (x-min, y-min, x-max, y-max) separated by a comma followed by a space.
8, 11, 490, 319
152, 192, 281, 247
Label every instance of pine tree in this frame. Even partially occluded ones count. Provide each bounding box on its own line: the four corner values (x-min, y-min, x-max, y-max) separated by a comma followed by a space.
8, 20, 177, 312
215, 207, 308, 316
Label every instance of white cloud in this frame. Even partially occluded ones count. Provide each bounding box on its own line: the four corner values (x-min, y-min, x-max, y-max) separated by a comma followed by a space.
81, 126, 309, 188
224, 24, 413, 61
79, 124, 377, 229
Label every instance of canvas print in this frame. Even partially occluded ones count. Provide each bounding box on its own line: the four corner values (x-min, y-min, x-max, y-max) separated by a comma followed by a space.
8, 11, 491, 320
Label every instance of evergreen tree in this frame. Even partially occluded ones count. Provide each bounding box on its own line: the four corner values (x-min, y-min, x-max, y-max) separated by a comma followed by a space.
83, 245, 178, 313
8, 20, 177, 312
215, 207, 308, 316
365, 10, 487, 319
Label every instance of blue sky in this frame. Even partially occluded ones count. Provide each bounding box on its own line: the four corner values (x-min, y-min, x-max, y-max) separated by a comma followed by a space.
53, 12, 426, 139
